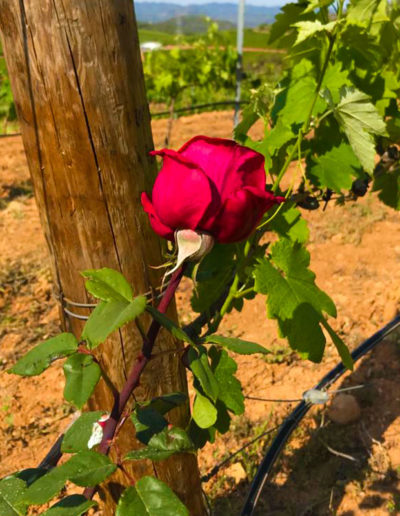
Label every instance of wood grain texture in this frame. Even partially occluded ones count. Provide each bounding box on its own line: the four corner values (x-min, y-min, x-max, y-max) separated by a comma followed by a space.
0, 1, 204, 514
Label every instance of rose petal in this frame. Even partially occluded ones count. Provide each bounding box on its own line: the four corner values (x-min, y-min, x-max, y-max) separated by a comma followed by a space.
141, 192, 174, 240
151, 149, 220, 232
211, 186, 282, 243
178, 136, 266, 202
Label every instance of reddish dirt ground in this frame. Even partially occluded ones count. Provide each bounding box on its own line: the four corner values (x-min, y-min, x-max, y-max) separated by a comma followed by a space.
1, 111, 400, 515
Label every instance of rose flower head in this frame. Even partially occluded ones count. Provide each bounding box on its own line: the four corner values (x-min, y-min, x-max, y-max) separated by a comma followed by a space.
141, 136, 284, 244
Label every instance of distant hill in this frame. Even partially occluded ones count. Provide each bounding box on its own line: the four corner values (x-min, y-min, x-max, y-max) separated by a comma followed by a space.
139, 15, 235, 34
134, 2, 280, 28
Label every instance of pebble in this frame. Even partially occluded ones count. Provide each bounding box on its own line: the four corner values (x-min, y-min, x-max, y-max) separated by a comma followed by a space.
225, 462, 247, 484
328, 393, 361, 425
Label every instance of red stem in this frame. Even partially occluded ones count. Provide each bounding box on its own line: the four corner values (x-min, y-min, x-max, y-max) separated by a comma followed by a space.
84, 265, 185, 499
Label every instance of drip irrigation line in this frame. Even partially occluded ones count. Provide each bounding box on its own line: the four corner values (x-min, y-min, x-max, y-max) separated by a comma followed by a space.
151, 100, 248, 117
241, 314, 400, 516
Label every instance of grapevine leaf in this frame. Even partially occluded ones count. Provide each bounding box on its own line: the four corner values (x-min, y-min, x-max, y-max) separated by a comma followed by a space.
292, 20, 336, 45
322, 320, 353, 370
347, 0, 388, 26
271, 60, 326, 127
63, 354, 101, 409
42, 495, 97, 516
209, 347, 244, 416
308, 142, 363, 192
333, 87, 387, 173
269, 3, 313, 45
146, 306, 195, 345
187, 347, 219, 402
82, 295, 146, 348
82, 267, 134, 302
192, 391, 217, 429
268, 202, 309, 243
124, 427, 194, 462
61, 411, 104, 453
373, 167, 400, 210
204, 335, 270, 355
0, 476, 27, 516
253, 239, 336, 362
8, 333, 78, 377
115, 478, 189, 516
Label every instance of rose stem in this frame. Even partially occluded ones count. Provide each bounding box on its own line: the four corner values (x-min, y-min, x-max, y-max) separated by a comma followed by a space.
83, 265, 186, 499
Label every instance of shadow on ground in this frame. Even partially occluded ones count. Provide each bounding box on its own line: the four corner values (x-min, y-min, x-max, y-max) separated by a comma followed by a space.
210, 329, 400, 515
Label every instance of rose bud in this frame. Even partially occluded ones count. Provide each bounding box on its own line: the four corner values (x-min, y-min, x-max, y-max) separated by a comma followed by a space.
141, 136, 284, 244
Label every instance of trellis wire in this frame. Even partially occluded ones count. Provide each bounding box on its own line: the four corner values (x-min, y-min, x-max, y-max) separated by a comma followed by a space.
0, 100, 250, 140
241, 313, 400, 516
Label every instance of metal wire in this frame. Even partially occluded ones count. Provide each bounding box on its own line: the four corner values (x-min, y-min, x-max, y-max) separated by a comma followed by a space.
241, 314, 400, 516
62, 281, 171, 320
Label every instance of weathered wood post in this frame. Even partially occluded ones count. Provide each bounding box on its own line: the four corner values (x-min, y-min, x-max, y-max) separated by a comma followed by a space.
0, 1, 204, 514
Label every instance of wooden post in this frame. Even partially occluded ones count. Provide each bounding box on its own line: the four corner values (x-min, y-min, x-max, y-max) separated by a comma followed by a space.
0, 1, 204, 514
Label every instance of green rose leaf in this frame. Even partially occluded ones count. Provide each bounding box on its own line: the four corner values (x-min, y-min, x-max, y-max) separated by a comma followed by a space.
0, 476, 28, 516
63, 353, 101, 409
146, 306, 195, 345
187, 346, 219, 402
116, 477, 189, 516
61, 411, 104, 453
209, 347, 244, 415
140, 392, 187, 415
204, 335, 270, 355
131, 407, 168, 445
192, 391, 217, 429
8, 333, 78, 377
82, 267, 134, 302
82, 295, 147, 348
24, 451, 116, 505
42, 495, 97, 516
125, 427, 194, 462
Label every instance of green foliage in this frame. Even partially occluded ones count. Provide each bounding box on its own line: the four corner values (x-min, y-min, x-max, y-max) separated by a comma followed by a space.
143, 21, 237, 108
0, 476, 28, 516
254, 238, 339, 363
24, 452, 116, 505
332, 87, 387, 173
8, 333, 78, 376
42, 496, 96, 516
115, 477, 189, 516
204, 335, 270, 355
82, 268, 147, 348
125, 427, 194, 461
61, 411, 104, 453
63, 353, 101, 409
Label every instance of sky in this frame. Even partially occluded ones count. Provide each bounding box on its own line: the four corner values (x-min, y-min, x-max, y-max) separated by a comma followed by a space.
136, 0, 288, 5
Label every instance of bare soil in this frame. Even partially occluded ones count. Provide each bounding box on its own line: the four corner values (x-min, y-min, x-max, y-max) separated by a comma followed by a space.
1, 111, 400, 515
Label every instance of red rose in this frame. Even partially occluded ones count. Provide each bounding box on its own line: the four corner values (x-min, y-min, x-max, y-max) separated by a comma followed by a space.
141, 136, 283, 244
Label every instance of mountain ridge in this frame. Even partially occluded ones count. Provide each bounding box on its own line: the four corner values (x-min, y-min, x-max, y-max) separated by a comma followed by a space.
134, 2, 281, 27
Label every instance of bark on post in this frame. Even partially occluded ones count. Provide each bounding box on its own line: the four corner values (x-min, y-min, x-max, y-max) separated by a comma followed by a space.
0, 1, 204, 514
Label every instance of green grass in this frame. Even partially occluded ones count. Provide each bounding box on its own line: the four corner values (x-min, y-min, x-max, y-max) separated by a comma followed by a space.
138, 29, 176, 45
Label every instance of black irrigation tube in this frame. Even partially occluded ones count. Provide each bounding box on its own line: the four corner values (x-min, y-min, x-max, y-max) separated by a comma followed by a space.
151, 100, 248, 117
241, 314, 400, 516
